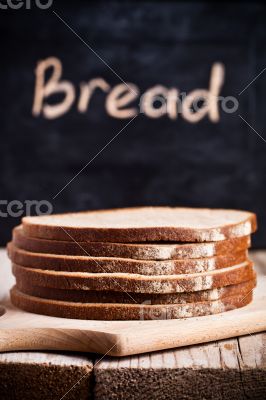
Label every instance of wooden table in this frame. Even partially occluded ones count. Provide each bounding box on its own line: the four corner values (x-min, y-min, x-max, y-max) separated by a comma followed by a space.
0, 250, 265, 400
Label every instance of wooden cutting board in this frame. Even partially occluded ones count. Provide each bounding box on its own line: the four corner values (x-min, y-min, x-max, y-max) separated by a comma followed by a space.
0, 250, 266, 357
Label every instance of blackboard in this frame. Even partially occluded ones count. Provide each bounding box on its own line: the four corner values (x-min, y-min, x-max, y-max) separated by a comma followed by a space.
0, 1, 266, 247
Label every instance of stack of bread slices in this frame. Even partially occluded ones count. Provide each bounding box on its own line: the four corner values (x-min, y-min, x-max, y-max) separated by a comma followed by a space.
8, 207, 257, 320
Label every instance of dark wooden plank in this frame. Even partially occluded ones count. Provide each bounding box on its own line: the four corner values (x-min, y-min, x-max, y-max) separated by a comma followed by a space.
0, 352, 94, 400
94, 333, 266, 400
238, 334, 266, 399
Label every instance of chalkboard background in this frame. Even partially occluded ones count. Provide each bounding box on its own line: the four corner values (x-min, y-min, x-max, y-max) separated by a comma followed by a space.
0, 1, 266, 246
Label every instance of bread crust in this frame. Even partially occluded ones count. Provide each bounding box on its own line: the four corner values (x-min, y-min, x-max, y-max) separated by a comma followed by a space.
13, 226, 251, 260
10, 286, 253, 320
8, 244, 249, 275
16, 278, 256, 305
22, 207, 257, 243
12, 262, 255, 294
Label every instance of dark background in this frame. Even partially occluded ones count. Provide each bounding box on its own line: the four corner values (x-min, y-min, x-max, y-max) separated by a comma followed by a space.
0, 1, 266, 246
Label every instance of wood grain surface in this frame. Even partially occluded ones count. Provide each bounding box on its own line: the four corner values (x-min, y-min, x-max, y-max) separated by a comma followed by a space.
0, 352, 94, 400
94, 334, 266, 400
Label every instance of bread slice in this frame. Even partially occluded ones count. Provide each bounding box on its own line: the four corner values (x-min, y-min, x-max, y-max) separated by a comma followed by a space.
8, 244, 249, 275
13, 226, 251, 260
22, 207, 257, 243
10, 286, 253, 320
12, 261, 254, 294
16, 278, 256, 305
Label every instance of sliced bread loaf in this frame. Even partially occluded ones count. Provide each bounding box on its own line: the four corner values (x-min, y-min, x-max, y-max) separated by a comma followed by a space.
12, 261, 254, 294
13, 226, 251, 260
10, 286, 253, 320
16, 278, 256, 305
8, 244, 248, 275
22, 207, 257, 242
